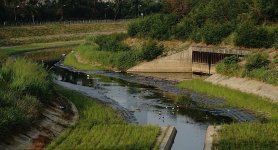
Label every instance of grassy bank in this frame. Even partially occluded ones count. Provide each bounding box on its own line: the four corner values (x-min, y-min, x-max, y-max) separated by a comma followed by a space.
64, 52, 105, 70
0, 40, 82, 56
47, 86, 160, 150
0, 59, 51, 139
0, 21, 128, 39
20, 47, 72, 62
217, 122, 278, 150
63, 33, 164, 71
178, 79, 278, 120
178, 79, 278, 149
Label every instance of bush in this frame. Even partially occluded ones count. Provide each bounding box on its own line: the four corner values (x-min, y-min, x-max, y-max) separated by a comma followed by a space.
201, 21, 234, 45
174, 17, 196, 40
244, 52, 270, 72
141, 40, 164, 61
93, 33, 130, 52
216, 55, 242, 76
235, 22, 275, 48
127, 14, 177, 40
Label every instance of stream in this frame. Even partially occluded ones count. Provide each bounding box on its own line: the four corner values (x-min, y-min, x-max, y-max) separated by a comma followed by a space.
51, 65, 235, 150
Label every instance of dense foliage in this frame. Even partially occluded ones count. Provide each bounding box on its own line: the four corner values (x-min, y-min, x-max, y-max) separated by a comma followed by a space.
216, 52, 278, 85
65, 34, 164, 71
0, 59, 51, 139
93, 33, 130, 52
128, 14, 177, 40
0, 0, 163, 23
128, 0, 278, 48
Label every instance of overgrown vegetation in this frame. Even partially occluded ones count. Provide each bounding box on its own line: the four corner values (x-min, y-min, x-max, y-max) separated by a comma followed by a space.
128, 0, 278, 48
0, 59, 51, 139
64, 33, 164, 71
47, 86, 160, 150
128, 14, 177, 40
216, 52, 278, 85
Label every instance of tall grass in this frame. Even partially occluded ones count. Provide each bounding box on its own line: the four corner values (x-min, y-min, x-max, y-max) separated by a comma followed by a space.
178, 80, 278, 120
47, 86, 160, 150
0, 58, 51, 139
217, 122, 278, 150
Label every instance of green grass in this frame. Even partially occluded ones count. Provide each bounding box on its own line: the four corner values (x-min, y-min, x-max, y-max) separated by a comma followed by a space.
0, 22, 129, 39
178, 79, 278, 120
47, 86, 160, 150
216, 122, 278, 150
0, 34, 88, 47
0, 40, 83, 56
64, 52, 105, 71
178, 79, 278, 149
0, 59, 51, 139
20, 47, 72, 62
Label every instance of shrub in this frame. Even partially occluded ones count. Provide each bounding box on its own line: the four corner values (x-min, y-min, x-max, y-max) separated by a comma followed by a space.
216, 55, 242, 76
244, 52, 270, 72
128, 21, 140, 37
235, 22, 275, 48
174, 17, 196, 40
201, 21, 234, 45
116, 51, 142, 70
127, 14, 177, 40
141, 40, 164, 61
93, 33, 130, 52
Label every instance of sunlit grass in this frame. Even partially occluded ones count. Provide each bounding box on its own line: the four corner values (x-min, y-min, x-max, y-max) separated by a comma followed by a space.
178, 79, 278, 149
178, 79, 278, 120
63, 52, 105, 71
217, 122, 278, 150
47, 86, 159, 150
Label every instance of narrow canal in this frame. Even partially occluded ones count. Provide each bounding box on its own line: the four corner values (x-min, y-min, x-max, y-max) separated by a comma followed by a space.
51, 66, 233, 150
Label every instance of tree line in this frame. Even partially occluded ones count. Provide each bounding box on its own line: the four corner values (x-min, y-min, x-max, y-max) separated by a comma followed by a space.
0, 0, 190, 24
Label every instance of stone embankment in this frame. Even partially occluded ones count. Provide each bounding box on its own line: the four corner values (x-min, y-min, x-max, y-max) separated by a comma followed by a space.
206, 74, 278, 102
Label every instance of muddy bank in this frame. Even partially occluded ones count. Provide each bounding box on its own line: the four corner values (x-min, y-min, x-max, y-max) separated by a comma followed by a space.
0, 100, 79, 150
54, 62, 257, 123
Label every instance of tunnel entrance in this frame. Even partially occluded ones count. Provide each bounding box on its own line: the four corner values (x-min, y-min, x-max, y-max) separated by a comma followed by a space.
192, 51, 240, 74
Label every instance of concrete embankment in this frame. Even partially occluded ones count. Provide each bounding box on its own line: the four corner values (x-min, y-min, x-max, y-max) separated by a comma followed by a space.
203, 125, 221, 150
155, 126, 177, 150
0, 100, 79, 150
206, 74, 278, 102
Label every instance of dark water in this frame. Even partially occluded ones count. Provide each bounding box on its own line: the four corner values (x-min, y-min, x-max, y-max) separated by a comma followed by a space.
52, 67, 233, 150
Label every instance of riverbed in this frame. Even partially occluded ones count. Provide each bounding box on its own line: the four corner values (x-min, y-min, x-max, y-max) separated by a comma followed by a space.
51, 65, 235, 150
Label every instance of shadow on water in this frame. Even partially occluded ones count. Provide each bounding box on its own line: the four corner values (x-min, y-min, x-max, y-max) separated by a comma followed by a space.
51, 66, 234, 150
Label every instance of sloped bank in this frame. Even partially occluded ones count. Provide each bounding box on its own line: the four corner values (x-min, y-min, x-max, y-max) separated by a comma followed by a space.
0, 92, 79, 150
206, 74, 278, 102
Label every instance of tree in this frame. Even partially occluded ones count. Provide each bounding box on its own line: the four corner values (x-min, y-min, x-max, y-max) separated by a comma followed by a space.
163, 0, 189, 17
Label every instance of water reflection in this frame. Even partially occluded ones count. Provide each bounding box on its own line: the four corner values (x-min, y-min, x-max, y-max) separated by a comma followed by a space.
52, 67, 232, 150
